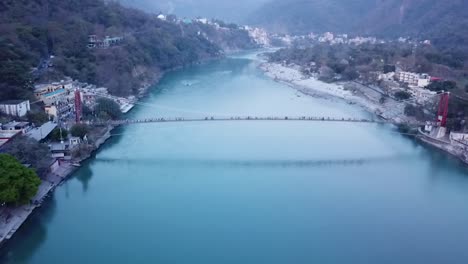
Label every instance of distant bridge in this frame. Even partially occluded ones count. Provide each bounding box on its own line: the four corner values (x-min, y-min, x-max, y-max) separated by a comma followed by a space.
87, 116, 421, 126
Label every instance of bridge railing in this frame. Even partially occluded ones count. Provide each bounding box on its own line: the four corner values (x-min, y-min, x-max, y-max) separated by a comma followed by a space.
85, 115, 408, 126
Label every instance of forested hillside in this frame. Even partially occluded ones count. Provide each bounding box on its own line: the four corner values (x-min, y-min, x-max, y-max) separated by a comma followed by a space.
250, 0, 468, 55
248, 0, 376, 34
0, 0, 256, 99
119, 0, 269, 23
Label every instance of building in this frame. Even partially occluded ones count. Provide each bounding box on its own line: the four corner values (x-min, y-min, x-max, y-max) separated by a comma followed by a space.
48, 137, 80, 159
88, 35, 124, 48
396, 71, 431, 87
45, 103, 73, 120
0, 100, 30, 117
2, 121, 31, 133
417, 74, 431, 88
319, 32, 334, 42
34, 79, 73, 98
410, 87, 437, 104
42, 89, 69, 105
378, 72, 395, 81
26, 121, 57, 141
0, 130, 21, 149
247, 27, 270, 46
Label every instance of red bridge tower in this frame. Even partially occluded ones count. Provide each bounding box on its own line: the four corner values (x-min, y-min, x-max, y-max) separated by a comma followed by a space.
75, 90, 82, 123
436, 92, 449, 127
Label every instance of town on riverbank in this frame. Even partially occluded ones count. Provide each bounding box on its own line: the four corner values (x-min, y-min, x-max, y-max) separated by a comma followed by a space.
1, 0, 468, 250
0, 1, 269, 245
258, 32, 468, 165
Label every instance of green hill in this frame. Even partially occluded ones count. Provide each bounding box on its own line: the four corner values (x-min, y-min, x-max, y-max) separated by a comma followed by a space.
250, 0, 468, 55
0, 0, 255, 100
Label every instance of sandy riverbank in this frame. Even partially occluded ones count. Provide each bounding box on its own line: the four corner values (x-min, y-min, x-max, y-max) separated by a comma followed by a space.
260, 62, 416, 124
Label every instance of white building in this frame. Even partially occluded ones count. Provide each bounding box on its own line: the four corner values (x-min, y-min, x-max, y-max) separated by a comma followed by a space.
0, 100, 30, 117
378, 72, 395, 81
247, 27, 270, 46
319, 32, 334, 42
195, 18, 208, 24
397, 72, 431, 87
411, 87, 437, 104
417, 74, 431, 88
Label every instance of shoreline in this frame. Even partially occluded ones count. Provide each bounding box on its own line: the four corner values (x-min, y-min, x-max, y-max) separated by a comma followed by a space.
259, 61, 468, 165
0, 125, 114, 247
0, 51, 233, 247
259, 62, 417, 125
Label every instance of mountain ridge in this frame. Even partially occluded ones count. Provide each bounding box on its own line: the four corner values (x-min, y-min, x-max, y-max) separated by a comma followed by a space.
250, 0, 468, 53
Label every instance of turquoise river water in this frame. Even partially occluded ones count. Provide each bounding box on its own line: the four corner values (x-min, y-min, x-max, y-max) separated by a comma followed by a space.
2, 53, 468, 263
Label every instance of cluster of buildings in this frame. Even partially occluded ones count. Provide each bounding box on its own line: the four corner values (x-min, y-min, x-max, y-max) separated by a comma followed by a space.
34, 78, 76, 121
0, 100, 58, 148
88, 35, 124, 49
32, 78, 135, 123
244, 26, 270, 46
316, 32, 382, 45
378, 69, 439, 104
0, 120, 58, 148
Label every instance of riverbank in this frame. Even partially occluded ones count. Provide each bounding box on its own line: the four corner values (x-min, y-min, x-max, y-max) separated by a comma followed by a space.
259, 62, 417, 124
0, 50, 241, 247
0, 125, 114, 246
259, 61, 468, 165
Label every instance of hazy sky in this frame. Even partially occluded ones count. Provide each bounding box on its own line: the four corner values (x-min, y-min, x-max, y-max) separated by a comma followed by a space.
120, 0, 269, 22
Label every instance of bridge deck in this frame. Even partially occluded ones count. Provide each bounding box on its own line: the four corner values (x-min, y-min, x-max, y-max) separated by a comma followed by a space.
88, 116, 409, 126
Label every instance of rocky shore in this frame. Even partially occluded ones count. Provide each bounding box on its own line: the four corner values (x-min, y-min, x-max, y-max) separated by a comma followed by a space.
259, 62, 417, 125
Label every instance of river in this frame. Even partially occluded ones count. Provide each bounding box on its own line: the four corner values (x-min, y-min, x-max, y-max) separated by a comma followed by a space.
2, 53, 468, 263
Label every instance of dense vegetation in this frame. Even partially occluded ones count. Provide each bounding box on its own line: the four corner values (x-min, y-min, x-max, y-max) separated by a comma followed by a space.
0, 154, 41, 205
251, 0, 468, 60
268, 42, 413, 82
267, 41, 467, 89
0, 136, 52, 177
70, 124, 90, 139
249, 0, 377, 35
94, 98, 122, 120
0, 0, 256, 99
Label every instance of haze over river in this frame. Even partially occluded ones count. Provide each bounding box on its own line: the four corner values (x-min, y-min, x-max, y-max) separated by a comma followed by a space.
3, 53, 468, 263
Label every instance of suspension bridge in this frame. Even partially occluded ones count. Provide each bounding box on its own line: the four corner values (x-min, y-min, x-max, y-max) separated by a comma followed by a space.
73, 90, 455, 129
86, 115, 416, 126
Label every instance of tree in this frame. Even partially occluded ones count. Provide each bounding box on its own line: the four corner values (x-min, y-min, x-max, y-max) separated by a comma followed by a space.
48, 128, 68, 141
0, 154, 41, 205
404, 104, 425, 120
1, 136, 52, 177
70, 124, 89, 139
394, 91, 411, 101
426, 81, 457, 92
383, 65, 396, 74
26, 111, 49, 126
342, 67, 359, 81
94, 98, 122, 120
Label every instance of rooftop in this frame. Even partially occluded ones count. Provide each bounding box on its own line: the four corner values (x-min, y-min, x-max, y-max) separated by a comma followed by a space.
26, 121, 57, 141
0, 130, 21, 139
44, 89, 66, 98
0, 100, 28, 105
0, 130, 21, 148
34, 83, 51, 92
2, 121, 30, 128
